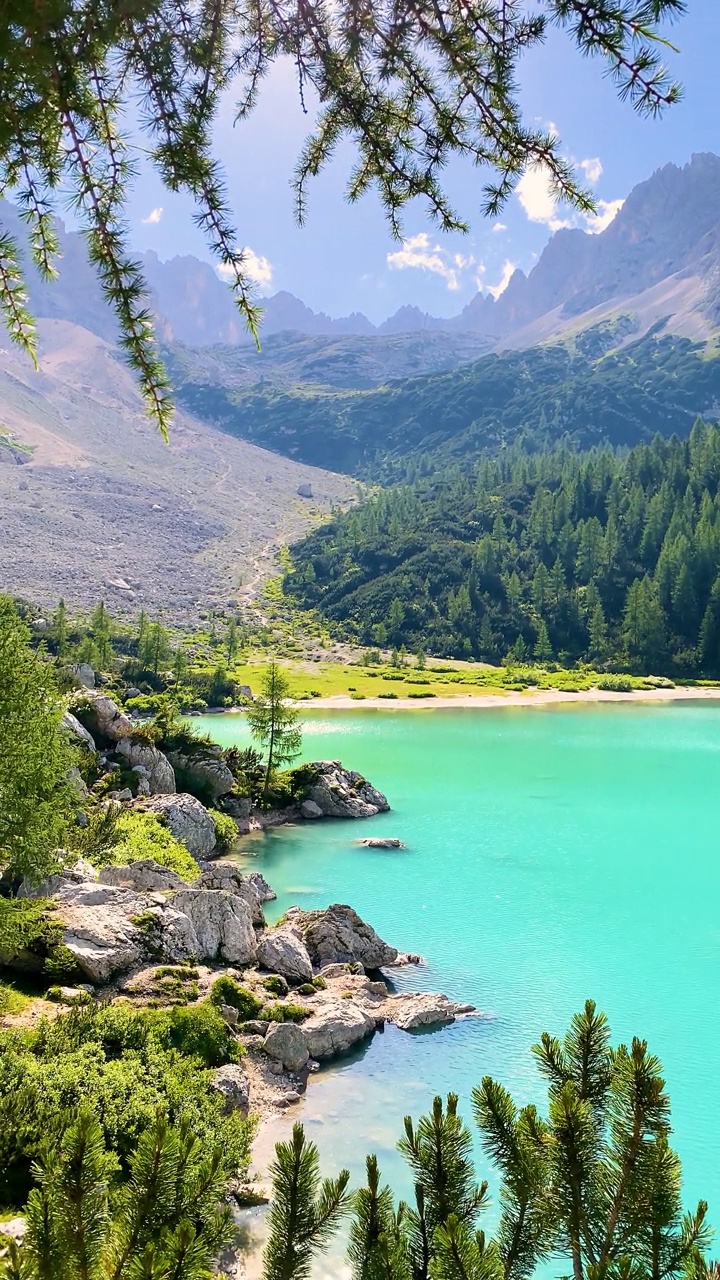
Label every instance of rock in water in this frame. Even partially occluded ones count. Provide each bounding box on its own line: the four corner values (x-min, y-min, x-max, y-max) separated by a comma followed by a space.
285, 903, 399, 969
300, 799, 324, 820
116, 739, 176, 794
305, 761, 390, 818
256, 924, 314, 983
358, 837, 405, 849
263, 1023, 310, 1072
144, 793, 217, 857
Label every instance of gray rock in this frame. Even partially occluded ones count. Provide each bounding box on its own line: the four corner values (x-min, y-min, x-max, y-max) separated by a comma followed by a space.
117, 738, 176, 794
245, 871, 276, 902
62, 711, 96, 753
166, 746, 234, 799
53, 882, 146, 982
300, 799, 324, 820
52, 986, 91, 1005
1, 1218, 27, 1245
302, 999, 376, 1060
358, 837, 405, 849
144, 793, 216, 858
172, 888, 257, 965
108, 788, 133, 802
197, 864, 266, 925
210, 1064, 250, 1113
69, 662, 95, 689
287, 903, 399, 969
263, 1022, 310, 1072
72, 691, 133, 743
306, 761, 390, 819
98, 860, 185, 893
297, 482, 313, 498
383, 992, 475, 1031
256, 925, 313, 983
126, 687, 142, 699
219, 1003, 239, 1026
243, 1019, 270, 1036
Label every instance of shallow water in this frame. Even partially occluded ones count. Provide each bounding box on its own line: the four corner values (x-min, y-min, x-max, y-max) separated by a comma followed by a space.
194, 703, 720, 1274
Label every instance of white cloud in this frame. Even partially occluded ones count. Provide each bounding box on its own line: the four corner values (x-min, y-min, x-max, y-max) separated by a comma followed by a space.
584, 198, 624, 234
580, 157, 603, 184
217, 248, 274, 293
516, 159, 623, 237
487, 260, 516, 299
516, 165, 574, 233
387, 232, 474, 291
141, 207, 163, 225
493, 222, 507, 234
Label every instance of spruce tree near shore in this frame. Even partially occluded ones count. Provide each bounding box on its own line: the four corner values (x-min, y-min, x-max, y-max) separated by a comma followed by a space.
262, 1002, 714, 1280
246, 662, 302, 803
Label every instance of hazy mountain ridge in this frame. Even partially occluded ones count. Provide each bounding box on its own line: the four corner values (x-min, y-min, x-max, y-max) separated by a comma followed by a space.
3, 152, 719, 355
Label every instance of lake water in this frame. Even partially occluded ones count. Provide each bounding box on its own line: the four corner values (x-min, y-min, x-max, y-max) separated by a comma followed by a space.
193, 702, 720, 1275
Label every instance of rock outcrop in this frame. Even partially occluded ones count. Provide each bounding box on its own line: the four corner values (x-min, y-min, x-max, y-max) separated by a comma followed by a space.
305, 761, 390, 818
72, 691, 133, 744
172, 889, 257, 965
116, 739, 176, 795
380, 992, 474, 1031
144, 793, 216, 858
302, 999, 376, 1060
256, 924, 313, 983
165, 746, 234, 799
197, 864, 267, 925
98, 859, 185, 893
61, 711, 96, 753
53, 882, 146, 982
285, 903, 399, 969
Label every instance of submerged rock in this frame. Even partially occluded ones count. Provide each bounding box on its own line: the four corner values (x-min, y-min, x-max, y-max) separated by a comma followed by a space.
285, 903, 399, 969
358, 837, 405, 849
305, 761, 390, 819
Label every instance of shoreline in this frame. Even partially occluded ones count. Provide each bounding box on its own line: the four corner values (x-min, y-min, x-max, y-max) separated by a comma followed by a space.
223, 685, 720, 713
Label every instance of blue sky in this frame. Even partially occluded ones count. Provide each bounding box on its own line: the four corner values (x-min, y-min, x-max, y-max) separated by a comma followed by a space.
128, 1, 720, 323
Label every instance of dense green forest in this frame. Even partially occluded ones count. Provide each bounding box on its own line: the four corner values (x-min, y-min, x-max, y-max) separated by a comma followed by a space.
169, 325, 720, 478
285, 420, 720, 674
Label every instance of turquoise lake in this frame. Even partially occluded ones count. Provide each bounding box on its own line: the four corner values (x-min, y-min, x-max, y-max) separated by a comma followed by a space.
194, 702, 720, 1275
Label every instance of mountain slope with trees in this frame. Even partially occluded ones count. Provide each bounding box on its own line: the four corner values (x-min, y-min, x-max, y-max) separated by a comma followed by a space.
285, 420, 720, 675
175, 325, 720, 478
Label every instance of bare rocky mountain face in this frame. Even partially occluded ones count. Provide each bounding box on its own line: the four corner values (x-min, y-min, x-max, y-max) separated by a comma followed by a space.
0, 321, 354, 621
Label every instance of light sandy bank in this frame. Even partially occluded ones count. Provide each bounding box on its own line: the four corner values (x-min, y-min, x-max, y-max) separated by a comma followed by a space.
288, 686, 720, 711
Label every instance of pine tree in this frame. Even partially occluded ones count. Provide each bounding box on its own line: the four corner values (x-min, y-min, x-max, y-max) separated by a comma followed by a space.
533, 619, 553, 664
90, 601, 113, 671
246, 662, 303, 803
588, 599, 609, 662
262, 1123, 351, 1280
347, 1156, 411, 1280
0, 597, 76, 883
4, 1109, 233, 1280
226, 618, 239, 665
416, 647, 426, 671
53, 598, 68, 659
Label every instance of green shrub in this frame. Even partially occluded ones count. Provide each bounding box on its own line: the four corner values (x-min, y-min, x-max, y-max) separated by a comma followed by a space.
90, 811, 200, 881
211, 810, 238, 853
0, 1001, 251, 1207
209, 976, 263, 1021
596, 675, 634, 692
311, 975, 326, 990
296, 983, 317, 996
260, 1003, 310, 1023
0, 898, 77, 978
263, 975, 289, 997
0, 981, 31, 1016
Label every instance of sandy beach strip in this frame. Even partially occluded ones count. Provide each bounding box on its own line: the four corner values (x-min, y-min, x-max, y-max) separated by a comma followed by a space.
286, 686, 720, 711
